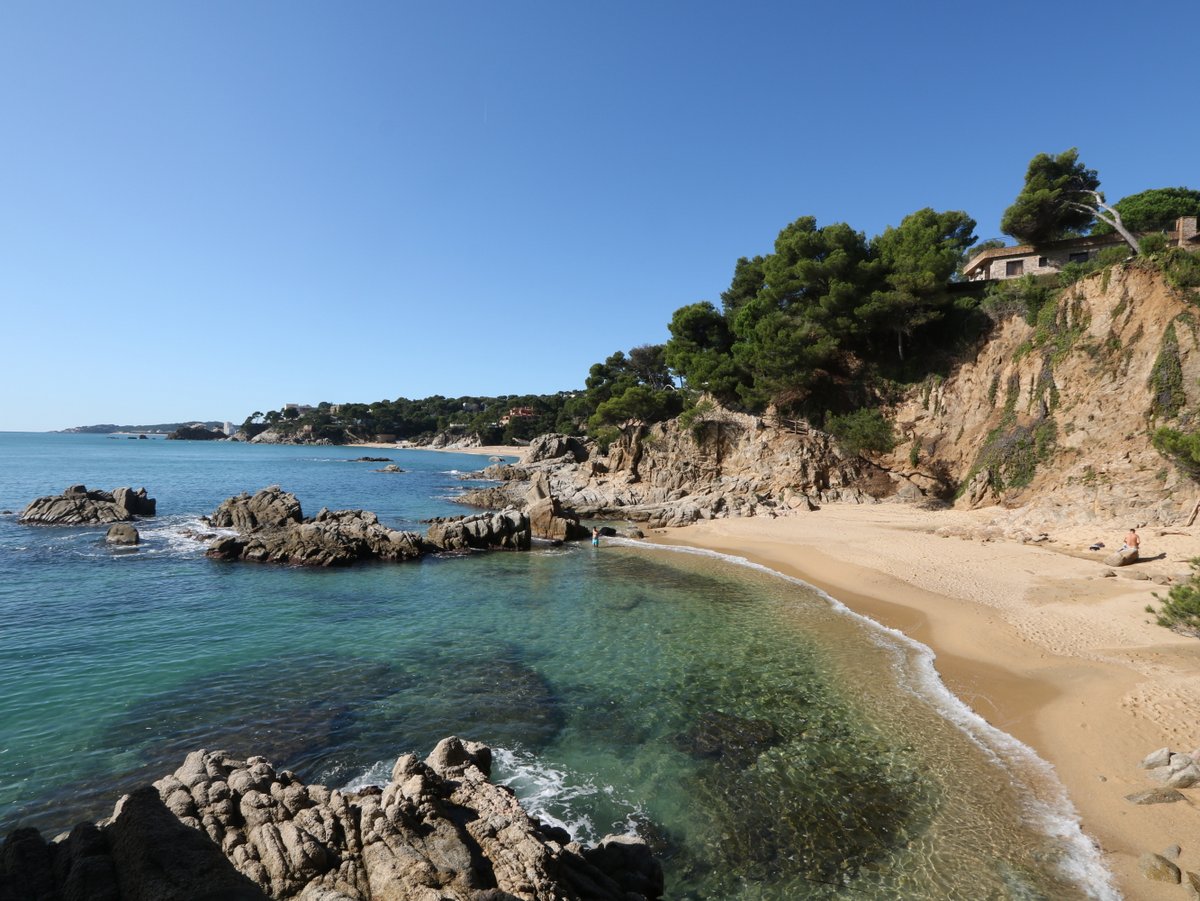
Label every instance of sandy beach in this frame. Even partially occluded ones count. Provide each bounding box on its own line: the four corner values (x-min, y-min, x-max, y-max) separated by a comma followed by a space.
651, 505, 1200, 899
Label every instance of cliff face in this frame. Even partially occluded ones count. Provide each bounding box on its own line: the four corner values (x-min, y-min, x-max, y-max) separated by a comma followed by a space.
473, 415, 876, 529
887, 264, 1200, 526
464, 266, 1197, 530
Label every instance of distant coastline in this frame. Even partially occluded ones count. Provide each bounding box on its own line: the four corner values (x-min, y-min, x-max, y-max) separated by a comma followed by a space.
58, 421, 227, 435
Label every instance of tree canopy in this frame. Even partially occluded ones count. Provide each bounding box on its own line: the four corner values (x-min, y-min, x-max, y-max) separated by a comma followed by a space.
859, 208, 977, 360
1091, 187, 1200, 236
1000, 149, 1100, 247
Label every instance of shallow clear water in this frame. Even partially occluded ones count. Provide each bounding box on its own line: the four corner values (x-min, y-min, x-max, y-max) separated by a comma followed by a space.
0, 433, 1114, 898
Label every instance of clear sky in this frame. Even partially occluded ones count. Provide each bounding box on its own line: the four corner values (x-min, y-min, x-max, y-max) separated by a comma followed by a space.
2, 1, 1197, 431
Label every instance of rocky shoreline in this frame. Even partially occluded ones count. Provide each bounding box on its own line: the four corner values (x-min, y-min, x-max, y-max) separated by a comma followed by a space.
200, 485, 588, 566
455, 423, 882, 530
0, 738, 662, 901
18, 485, 156, 526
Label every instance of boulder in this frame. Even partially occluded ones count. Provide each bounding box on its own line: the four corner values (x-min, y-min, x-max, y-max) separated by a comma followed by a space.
0, 744, 663, 901
425, 510, 530, 551
113, 487, 156, 516
1125, 787, 1186, 804
207, 486, 303, 533
19, 486, 156, 525
1140, 747, 1172, 769
1104, 547, 1139, 567
521, 434, 590, 464
525, 473, 589, 542
1139, 852, 1181, 884
106, 523, 140, 545
1167, 763, 1200, 788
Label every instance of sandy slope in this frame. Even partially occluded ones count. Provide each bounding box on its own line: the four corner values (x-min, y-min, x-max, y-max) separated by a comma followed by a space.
651, 504, 1200, 899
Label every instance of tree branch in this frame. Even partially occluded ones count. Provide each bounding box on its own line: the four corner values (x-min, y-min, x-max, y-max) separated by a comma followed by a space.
1066, 191, 1139, 253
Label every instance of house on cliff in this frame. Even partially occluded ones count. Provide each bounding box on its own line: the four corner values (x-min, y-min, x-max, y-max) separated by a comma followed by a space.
962, 216, 1200, 282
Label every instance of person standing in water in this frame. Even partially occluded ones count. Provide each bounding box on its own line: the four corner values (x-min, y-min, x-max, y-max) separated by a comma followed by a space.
592, 527, 600, 547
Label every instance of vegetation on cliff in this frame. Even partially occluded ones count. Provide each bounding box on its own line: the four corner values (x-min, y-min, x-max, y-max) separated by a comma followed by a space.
252, 149, 1200, 508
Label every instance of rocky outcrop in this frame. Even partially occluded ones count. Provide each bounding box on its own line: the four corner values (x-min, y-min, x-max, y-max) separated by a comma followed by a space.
886, 265, 1200, 527
425, 510, 530, 551
457, 411, 874, 528
206, 488, 425, 567
0, 739, 662, 901
524, 473, 589, 541
427, 431, 482, 450
205, 487, 530, 566
522, 434, 590, 464
167, 426, 227, 441
209, 486, 304, 533
19, 485, 157, 525
247, 428, 332, 446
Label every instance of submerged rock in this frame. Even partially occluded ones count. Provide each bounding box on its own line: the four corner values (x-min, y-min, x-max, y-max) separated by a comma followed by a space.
674, 710, 781, 767
19, 485, 156, 525
0, 740, 663, 901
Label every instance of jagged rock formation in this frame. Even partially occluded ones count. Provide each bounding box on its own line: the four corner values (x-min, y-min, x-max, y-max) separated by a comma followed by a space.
205, 487, 530, 566
459, 419, 873, 528
425, 510, 531, 551
0, 738, 662, 901
426, 431, 482, 450
524, 473, 589, 541
521, 435, 589, 465
244, 428, 332, 446
19, 485, 157, 525
887, 264, 1200, 526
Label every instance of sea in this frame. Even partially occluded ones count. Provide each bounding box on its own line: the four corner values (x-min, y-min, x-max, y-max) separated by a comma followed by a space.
0, 432, 1117, 899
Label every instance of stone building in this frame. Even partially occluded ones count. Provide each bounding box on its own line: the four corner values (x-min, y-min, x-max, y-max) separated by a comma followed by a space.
962, 216, 1199, 282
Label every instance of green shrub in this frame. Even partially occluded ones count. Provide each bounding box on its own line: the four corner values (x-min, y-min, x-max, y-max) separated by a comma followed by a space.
1139, 232, 1169, 256
824, 408, 896, 457
1161, 248, 1200, 298
1148, 322, 1186, 420
981, 275, 1056, 324
1151, 559, 1200, 636
678, 398, 718, 443
1152, 427, 1200, 478
963, 416, 1057, 493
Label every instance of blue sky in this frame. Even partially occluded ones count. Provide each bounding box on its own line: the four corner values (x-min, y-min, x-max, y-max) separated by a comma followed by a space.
2, 1, 1197, 431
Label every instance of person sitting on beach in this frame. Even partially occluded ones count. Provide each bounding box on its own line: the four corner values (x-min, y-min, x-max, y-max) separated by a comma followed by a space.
1121, 527, 1140, 554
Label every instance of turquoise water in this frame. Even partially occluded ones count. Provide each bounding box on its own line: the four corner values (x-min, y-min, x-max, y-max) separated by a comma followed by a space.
0, 433, 1114, 898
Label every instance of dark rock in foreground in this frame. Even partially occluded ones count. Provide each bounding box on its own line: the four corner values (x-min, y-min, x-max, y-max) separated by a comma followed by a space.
19, 485, 156, 525
0, 738, 662, 901
205, 487, 530, 566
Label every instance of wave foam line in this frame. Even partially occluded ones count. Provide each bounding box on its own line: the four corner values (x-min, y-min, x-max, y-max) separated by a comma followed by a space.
616, 538, 1120, 901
